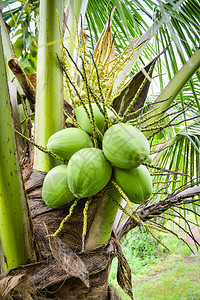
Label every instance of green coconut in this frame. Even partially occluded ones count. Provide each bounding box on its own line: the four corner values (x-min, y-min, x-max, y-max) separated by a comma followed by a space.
67, 148, 112, 198
102, 123, 150, 169
47, 128, 93, 161
42, 165, 75, 208
145, 156, 153, 164
74, 103, 115, 135
114, 165, 152, 204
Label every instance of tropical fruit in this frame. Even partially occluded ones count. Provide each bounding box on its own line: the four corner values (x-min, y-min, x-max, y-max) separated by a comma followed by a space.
75, 103, 115, 135
67, 148, 112, 198
42, 165, 75, 208
145, 156, 152, 164
114, 165, 152, 204
102, 123, 150, 169
47, 128, 93, 161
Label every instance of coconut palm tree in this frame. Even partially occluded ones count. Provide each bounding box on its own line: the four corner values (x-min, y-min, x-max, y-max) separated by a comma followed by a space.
0, 0, 199, 299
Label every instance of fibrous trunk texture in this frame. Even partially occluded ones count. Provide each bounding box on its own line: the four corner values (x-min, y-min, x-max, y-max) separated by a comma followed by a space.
0, 170, 121, 300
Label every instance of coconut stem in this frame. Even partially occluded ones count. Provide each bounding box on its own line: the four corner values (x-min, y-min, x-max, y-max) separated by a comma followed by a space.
90, 51, 111, 128
110, 184, 170, 250
129, 100, 179, 125
64, 110, 80, 127
85, 187, 121, 250
141, 102, 191, 134
57, 54, 91, 121
62, 44, 109, 127
128, 107, 160, 126
123, 98, 170, 121
62, 56, 75, 105
143, 162, 190, 177
76, 35, 103, 141
145, 226, 170, 251
47, 199, 79, 238
82, 197, 92, 252
111, 180, 139, 222
15, 130, 66, 163
141, 123, 165, 132
143, 111, 181, 138
80, 57, 98, 148
109, 194, 138, 222
63, 45, 105, 118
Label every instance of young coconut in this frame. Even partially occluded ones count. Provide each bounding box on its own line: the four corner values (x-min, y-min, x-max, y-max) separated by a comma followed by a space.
114, 165, 152, 204
74, 103, 115, 135
67, 148, 112, 198
47, 128, 93, 161
102, 123, 150, 169
145, 156, 153, 164
42, 164, 75, 208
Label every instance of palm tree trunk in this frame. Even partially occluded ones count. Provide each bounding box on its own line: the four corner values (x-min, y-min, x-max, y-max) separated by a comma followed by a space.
3, 170, 118, 299
0, 30, 36, 272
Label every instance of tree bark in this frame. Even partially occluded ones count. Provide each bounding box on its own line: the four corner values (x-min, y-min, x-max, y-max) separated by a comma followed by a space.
1, 169, 198, 299
0, 170, 121, 299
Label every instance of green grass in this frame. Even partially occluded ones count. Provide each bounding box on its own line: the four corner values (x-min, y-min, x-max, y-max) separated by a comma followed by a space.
109, 223, 200, 300
132, 255, 200, 300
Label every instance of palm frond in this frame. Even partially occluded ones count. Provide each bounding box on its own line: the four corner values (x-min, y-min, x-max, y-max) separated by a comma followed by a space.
86, 0, 200, 104
152, 123, 200, 197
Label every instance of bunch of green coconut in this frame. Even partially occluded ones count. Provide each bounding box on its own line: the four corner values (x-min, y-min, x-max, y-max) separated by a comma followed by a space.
42, 103, 152, 209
